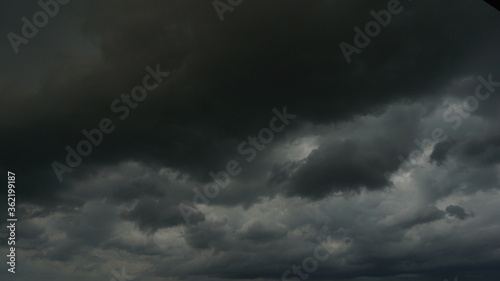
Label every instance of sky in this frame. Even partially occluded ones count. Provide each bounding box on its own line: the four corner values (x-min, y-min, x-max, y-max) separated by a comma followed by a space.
0, 0, 499, 280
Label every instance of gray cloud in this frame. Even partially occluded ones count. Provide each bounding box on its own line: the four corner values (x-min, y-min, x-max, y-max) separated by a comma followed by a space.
1, 0, 500, 280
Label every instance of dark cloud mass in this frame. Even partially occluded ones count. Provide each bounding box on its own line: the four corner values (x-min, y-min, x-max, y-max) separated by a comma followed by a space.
446, 204, 473, 220
0, 0, 499, 280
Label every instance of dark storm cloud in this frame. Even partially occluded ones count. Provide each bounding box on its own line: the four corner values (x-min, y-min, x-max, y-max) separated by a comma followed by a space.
432, 133, 500, 166
236, 221, 287, 242
124, 197, 205, 232
272, 104, 423, 199
384, 205, 446, 230
1, 0, 499, 208
10, 201, 121, 264
1, 1, 500, 281
446, 205, 473, 220
183, 219, 229, 250
148, 193, 500, 281
41, 240, 80, 262
284, 138, 400, 198
65, 162, 207, 229
461, 134, 500, 165
423, 130, 500, 201
283, 137, 406, 198
430, 139, 457, 165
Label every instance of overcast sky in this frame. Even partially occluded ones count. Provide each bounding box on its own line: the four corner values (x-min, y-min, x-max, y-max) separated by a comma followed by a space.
1, 0, 500, 280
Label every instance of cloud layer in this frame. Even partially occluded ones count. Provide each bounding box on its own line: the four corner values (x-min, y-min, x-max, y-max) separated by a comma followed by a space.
1, 0, 499, 280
